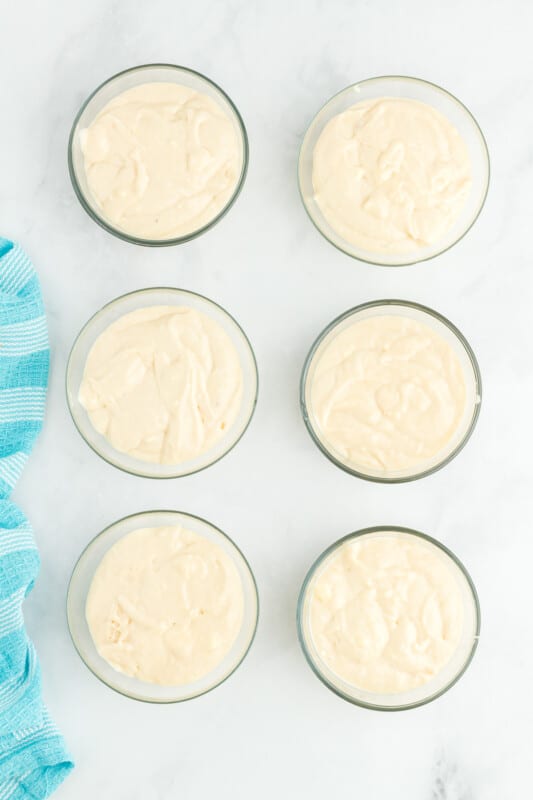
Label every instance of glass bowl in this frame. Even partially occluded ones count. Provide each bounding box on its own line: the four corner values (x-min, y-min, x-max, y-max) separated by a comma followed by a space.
68, 64, 249, 246
298, 76, 490, 266
66, 287, 258, 478
297, 526, 480, 711
67, 510, 259, 702
300, 299, 482, 483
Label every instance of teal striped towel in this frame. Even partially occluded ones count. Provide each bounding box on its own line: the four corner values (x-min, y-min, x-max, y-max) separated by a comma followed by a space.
0, 238, 73, 799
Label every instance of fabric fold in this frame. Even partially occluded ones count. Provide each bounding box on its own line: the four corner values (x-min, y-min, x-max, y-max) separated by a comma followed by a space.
0, 238, 73, 799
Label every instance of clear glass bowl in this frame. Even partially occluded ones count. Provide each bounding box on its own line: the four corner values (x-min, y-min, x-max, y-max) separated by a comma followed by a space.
68, 64, 249, 246
67, 510, 259, 702
298, 76, 490, 266
300, 299, 482, 483
66, 287, 258, 478
297, 526, 480, 711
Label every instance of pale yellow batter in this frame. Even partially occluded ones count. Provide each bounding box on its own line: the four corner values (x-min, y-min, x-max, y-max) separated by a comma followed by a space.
308, 314, 467, 474
309, 532, 464, 693
86, 526, 244, 685
80, 82, 240, 239
78, 305, 243, 465
312, 97, 472, 254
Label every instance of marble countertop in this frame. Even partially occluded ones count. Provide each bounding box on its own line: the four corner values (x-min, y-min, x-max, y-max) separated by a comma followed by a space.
1, 0, 528, 797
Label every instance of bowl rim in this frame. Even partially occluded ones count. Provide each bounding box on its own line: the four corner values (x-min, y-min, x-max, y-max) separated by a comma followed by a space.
68, 62, 249, 247
65, 286, 259, 479
296, 524, 481, 711
66, 508, 260, 703
300, 298, 482, 483
297, 74, 491, 267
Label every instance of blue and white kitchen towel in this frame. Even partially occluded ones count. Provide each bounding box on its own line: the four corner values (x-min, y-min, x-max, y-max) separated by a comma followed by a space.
0, 238, 73, 799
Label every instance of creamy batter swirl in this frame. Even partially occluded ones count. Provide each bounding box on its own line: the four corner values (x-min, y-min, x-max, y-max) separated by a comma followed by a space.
86, 526, 244, 686
80, 82, 241, 239
309, 314, 467, 474
312, 97, 472, 254
309, 532, 464, 693
79, 305, 243, 465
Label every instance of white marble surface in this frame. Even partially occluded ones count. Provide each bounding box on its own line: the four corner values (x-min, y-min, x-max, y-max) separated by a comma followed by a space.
0, 0, 529, 797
